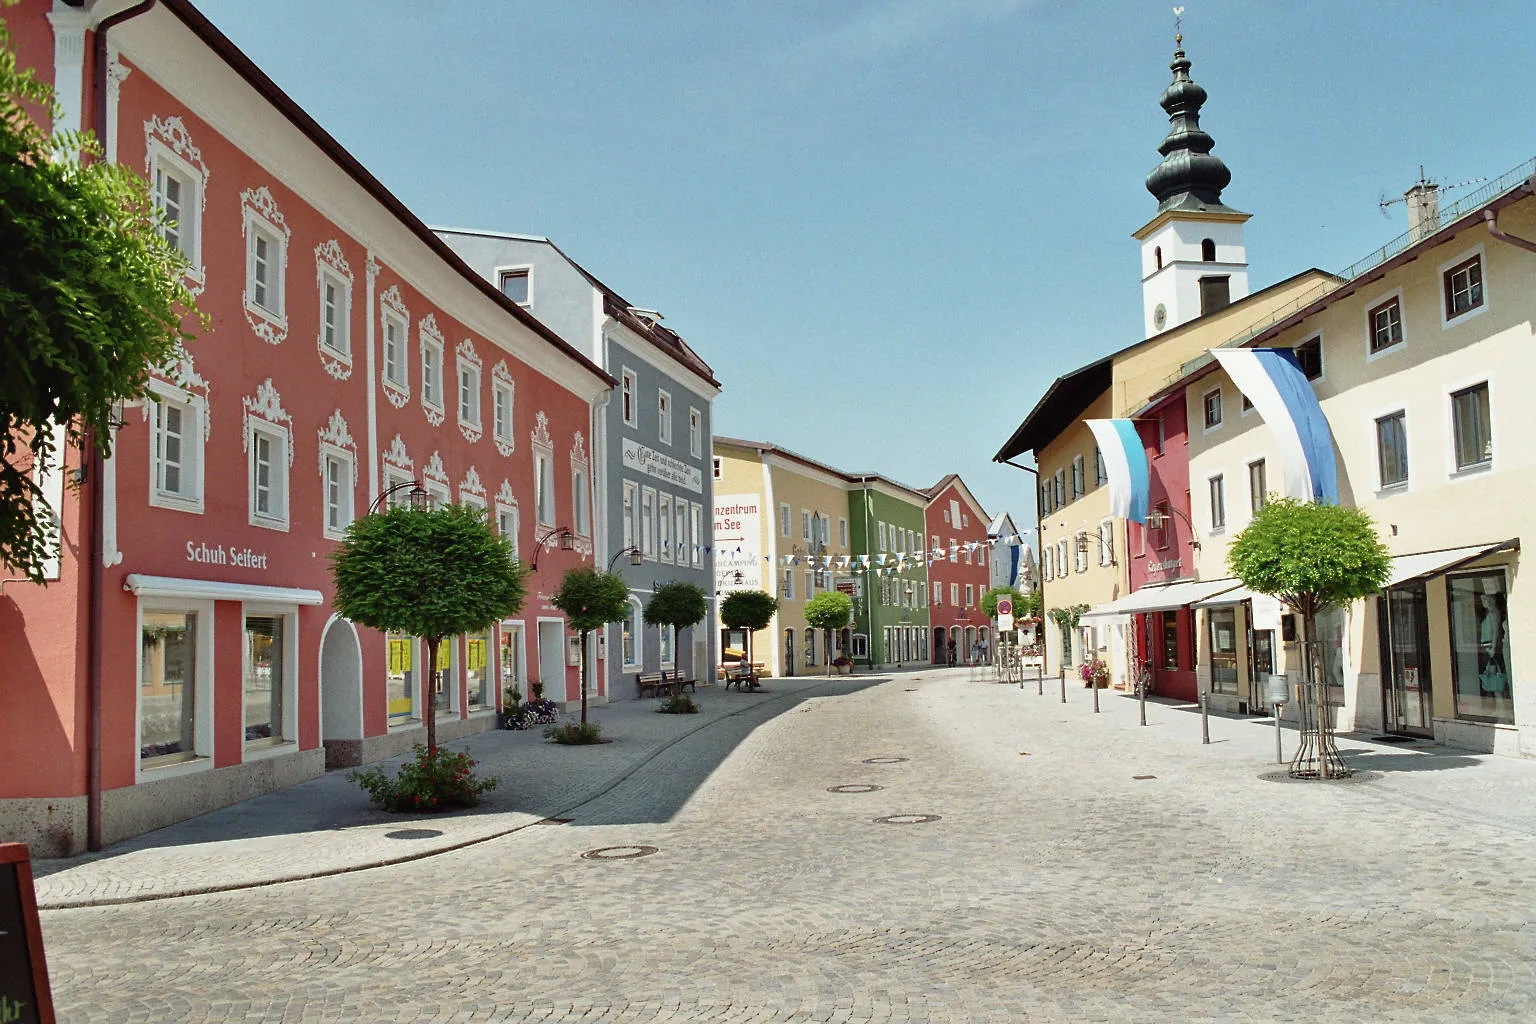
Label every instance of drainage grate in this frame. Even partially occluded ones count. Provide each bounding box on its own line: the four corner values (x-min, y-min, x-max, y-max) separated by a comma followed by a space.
384, 828, 443, 840
874, 813, 941, 825
1258, 770, 1381, 785
861, 756, 909, 764
581, 845, 659, 860
827, 784, 883, 794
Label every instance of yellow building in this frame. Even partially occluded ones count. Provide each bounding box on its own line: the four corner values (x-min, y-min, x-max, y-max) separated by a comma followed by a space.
712, 437, 853, 678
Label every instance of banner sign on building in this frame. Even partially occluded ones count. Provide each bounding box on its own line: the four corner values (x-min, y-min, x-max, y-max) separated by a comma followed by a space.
713, 494, 761, 592
622, 437, 703, 493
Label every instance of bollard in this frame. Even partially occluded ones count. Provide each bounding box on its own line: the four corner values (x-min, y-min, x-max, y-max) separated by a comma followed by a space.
1200, 693, 1210, 744
1139, 681, 1146, 726
1274, 704, 1285, 763
1092, 678, 1099, 713
1059, 667, 1066, 704
1037, 665, 1044, 696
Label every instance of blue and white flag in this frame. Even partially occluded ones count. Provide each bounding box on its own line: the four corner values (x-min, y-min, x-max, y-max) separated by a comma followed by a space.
1210, 348, 1338, 504
1084, 419, 1150, 524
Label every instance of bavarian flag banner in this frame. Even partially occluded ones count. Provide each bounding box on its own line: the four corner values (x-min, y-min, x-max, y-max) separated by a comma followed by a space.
1084, 419, 1150, 524
1211, 348, 1339, 504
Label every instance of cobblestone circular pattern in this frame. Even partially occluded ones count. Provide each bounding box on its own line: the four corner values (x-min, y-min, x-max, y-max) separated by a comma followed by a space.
579, 845, 660, 860
873, 813, 942, 825
1257, 770, 1382, 785
827, 784, 884, 793
861, 756, 909, 764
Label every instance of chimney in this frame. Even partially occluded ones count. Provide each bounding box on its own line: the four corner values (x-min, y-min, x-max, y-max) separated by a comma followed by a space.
1405, 174, 1440, 241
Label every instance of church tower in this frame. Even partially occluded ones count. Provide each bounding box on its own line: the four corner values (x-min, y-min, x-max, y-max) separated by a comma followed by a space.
1134, 33, 1249, 338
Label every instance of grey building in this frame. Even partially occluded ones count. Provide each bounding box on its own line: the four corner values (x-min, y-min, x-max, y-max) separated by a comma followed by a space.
434, 228, 721, 701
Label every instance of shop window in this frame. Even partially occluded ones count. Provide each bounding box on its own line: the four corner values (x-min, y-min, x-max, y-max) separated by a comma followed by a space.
804, 628, 816, 667
1208, 607, 1238, 693
243, 614, 289, 745
139, 609, 204, 765
1160, 610, 1180, 671
659, 622, 675, 666
466, 632, 491, 708
1448, 571, 1513, 723
386, 633, 417, 721
622, 599, 642, 668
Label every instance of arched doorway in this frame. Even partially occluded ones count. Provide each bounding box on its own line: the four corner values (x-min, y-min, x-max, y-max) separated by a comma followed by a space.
783, 628, 796, 677
964, 626, 977, 662
319, 615, 363, 767
932, 627, 946, 664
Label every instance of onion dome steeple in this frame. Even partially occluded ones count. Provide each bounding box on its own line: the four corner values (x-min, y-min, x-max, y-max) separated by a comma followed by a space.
1144, 35, 1237, 214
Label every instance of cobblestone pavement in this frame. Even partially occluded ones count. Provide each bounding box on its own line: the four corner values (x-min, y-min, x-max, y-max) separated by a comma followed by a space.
39, 668, 1536, 1022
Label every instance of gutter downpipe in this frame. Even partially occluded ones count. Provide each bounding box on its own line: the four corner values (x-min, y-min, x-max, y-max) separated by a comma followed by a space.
88, 0, 158, 852
1483, 186, 1536, 254
997, 455, 1043, 677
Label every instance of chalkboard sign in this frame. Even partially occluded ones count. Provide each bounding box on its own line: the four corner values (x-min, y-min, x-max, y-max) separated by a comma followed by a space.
0, 844, 55, 1024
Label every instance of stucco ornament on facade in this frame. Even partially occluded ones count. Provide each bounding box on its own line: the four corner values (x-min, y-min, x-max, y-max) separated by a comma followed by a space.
382, 434, 413, 475
418, 314, 446, 427
316, 409, 356, 477
424, 450, 450, 488
314, 240, 355, 381
456, 338, 483, 443
496, 479, 518, 510
459, 465, 486, 503
377, 285, 411, 408
147, 342, 211, 439
531, 410, 553, 451
491, 360, 516, 456
240, 186, 291, 345
144, 114, 208, 293
106, 54, 131, 100
241, 378, 294, 466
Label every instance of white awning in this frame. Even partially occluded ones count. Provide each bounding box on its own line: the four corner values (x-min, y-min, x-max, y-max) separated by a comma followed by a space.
124, 574, 325, 606
1386, 541, 1517, 588
1194, 585, 1254, 608
1080, 577, 1242, 620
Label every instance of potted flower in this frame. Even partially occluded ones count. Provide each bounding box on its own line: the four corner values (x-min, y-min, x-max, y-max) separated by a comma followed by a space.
832, 655, 853, 675
1079, 658, 1110, 689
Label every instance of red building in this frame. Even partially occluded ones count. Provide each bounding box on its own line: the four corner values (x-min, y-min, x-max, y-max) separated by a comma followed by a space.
0, 0, 612, 856
922, 475, 992, 663
1126, 394, 1200, 700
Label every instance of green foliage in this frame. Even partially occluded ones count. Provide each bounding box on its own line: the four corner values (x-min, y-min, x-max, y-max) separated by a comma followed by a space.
544, 721, 604, 744
330, 504, 526, 639
1047, 604, 1090, 629
720, 590, 778, 631
980, 586, 1026, 620
551, 567, 631, 632
643, 581, 708, 630
1019, 587, 1044, 619
1, 19, 204, 582
656, 692, 699, 715
347, 745, 497, 813
1227, 498, 1391, 619
803, 590, 853, 631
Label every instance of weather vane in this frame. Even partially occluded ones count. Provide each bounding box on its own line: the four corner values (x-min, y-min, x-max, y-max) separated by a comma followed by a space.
1173, 6, 1184, 44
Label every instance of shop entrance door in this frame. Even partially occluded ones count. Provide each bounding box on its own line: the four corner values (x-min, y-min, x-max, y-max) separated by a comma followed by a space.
1379, 584, 1433, 736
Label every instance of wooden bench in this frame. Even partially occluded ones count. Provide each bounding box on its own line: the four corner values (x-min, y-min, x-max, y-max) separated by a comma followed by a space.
637, 671, 697, 698
721, 663, 759, 692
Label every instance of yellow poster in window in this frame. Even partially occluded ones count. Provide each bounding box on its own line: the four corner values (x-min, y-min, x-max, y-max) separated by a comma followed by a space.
467, 637, 486, 673
435, 639, 451, 671
388, 637, 413, 675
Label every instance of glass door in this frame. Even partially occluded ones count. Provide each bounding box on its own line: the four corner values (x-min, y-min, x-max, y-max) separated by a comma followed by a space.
1379, 584, 1433, 736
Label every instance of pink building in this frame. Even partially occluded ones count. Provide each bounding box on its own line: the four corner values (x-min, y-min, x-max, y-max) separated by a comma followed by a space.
923, 476, 992, 663
0, 0, 612, 856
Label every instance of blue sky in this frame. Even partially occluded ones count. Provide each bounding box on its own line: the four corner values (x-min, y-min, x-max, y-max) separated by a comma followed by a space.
194, 0, 1536, 528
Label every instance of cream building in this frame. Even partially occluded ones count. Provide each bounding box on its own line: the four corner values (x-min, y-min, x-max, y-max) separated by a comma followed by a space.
712, 438, 853, 678
1168, 163, 1536, 755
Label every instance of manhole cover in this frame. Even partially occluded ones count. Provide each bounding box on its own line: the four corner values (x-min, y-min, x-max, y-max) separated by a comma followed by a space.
874, 813, 941, 825
827, 784, 883, 793
581, 845, 659, 860
1257, 770, 1381, 785
862, 756, 909, 764
384, 829, 443, 840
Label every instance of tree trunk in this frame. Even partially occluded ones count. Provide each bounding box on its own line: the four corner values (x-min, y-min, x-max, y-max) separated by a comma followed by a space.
579, 628, 589, 724
422, 633, 441, 753
825, 628, 833, 675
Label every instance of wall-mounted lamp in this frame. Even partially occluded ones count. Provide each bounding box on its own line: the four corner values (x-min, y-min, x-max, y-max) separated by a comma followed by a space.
608, 545, 645, 570
530, 525, 576, 570
370, 479, 430, 515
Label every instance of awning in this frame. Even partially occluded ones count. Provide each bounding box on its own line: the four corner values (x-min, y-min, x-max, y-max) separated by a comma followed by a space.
1194, 585, 1254, 608
124, 574, 325, 606
1386, 540, 1519, 587
1080, 577, 1242, 620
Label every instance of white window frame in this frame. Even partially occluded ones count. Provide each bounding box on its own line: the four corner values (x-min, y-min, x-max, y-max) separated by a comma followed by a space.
1074, 532, 1088, 574
135, 597, 216, 781
496, 265, 533, 308
148, 140, 205, 290
1098, 519, 1115, 566
657, 389, 673, 445
840, 518, 849, 548
572, 465, 591, 538
658, 622, 675, 668
622, 597, 643, 670
382, 311, 408, 392
674, 499, 688, 567
621, 369, 637, 427
641, 486, 658, 557
147, 381, 205, 514
493, 380, 514, 448
801, 509, 811, 542
534, 449, 556, 527
317, 267, 351, 363
320, 446, 356, 541
878, 521, 888, 552
458, 357, 482, 434
690, 502, 704, 567
779, 502, 792, 538
688, 407, 702, 458
782, 566, 796, 602
244, 208, 287, 324
421, 332, 445, 417
240, 605, 300, 759
496, 501, 521, 560
622, 479, 639, 550
659, 492, 674, 563
247, 418, 290, 531
932, 581, 943, 606
1439, 244, 1488, 328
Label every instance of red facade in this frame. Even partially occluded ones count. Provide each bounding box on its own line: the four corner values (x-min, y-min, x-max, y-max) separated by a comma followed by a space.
0, 0, 609, 854
1127, 394, 1199, 700
923, 477, 992, 664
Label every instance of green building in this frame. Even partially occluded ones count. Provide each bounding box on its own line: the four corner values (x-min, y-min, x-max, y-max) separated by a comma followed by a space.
847, 477, 930, 668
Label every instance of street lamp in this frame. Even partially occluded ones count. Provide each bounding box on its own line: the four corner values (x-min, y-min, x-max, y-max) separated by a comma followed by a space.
530, 525, 576, 570
370, 479, 429, 515
608, 545, 644, 571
